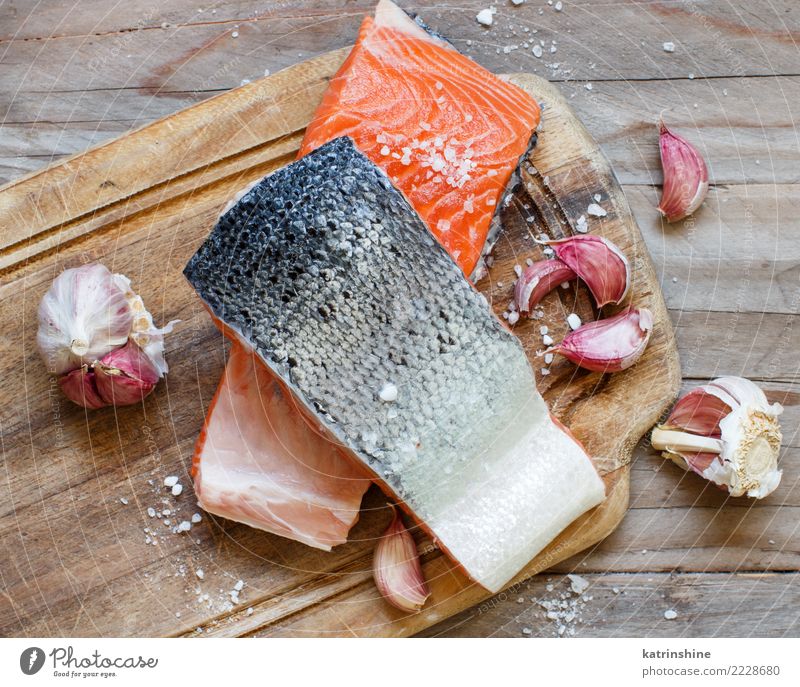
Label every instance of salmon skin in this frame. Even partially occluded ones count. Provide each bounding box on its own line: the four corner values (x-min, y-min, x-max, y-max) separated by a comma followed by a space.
298, 0, 541, 279
185, 138, 605, 592
192, 342, 370, 550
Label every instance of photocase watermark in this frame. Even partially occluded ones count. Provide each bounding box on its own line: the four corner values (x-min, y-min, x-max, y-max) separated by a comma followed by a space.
18, 645, 159, 679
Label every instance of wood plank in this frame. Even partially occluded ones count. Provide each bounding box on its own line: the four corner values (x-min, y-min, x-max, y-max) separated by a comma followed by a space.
2, 0, 798, 82
4, 75, 800, 188
419, 572, 800, 637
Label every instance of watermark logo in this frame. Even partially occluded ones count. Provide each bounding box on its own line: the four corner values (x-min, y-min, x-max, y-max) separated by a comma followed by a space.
20, 647, 45, 675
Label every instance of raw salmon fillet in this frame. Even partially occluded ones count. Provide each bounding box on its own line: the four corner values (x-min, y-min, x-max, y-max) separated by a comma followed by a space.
299, 0, 541, 277
193, 342, 370, 550
185, 139, 605, 592
192, 0, 543, 552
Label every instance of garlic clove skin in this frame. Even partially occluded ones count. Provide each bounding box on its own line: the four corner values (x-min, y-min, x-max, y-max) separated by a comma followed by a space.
94, 341, 160, 407
37, 264, 133, 375
651, 377, 783, 498
514, 259, 577, 314
59, 366, 108, 409
543, 235, 630, 307
373, 505, 430, 613
552, 307, 653, 373
657, 119, 709, 222
112, 273, 179, 376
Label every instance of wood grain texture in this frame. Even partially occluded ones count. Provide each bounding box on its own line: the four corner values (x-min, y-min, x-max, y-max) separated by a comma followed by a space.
0, 43, 679, 636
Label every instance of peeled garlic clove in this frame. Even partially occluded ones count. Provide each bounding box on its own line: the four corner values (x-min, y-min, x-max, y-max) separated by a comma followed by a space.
652, 377, 783, 498
543, 235, 630, 307
657, 119, 709, 222
37, 264, 133, 375
514, 259, 577, 314
553, 307, 653, 373
59, 366, 108, 409
94, 341, 160, 406
372, 506, 430, 613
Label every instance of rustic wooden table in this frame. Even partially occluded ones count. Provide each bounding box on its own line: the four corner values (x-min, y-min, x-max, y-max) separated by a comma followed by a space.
1, 0, 797, 637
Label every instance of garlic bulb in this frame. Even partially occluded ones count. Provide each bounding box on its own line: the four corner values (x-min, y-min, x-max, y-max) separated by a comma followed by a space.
37, 264, 133, 374
373, 506, 430, 613
651, 377, 783, 498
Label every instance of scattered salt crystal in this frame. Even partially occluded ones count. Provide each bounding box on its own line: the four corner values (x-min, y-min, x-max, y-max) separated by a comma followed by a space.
246, 607, 254, 616
532, 45, 543, 58
664, 609, 678, 620
584, 83, 593, 91
263, 68, 270, 77
147, 507, 156, 518
512, 0, 525, 5
514, 264, 523, 278
162, 509, 171, 516
240, 79, 250, 87
196, 569, 205, 580
663, 41, 675, 52
539, 325, 549, 335
567, 313, 582, 330
526, 257, 533, 266
508, 311, 520, 325
522, 627, 532, 635
688, 72, 695, 79
672, 277, 678, 283
437, 219, 451, 232
568, 574, 590, 594
769, 539, 776, 544
545, 584, 554, 592
164, 476, 179, 487
191, 513, 202, 524
517, 596, 525, 603
593, 193, 601, 202
555, 1, 563, 10
476, 8, 493, 26
234, 580, 245, 591
119, 497, 128, 505
612, 587, 620, 594
722, 88, 728, 96
177, 520, 192, 532
231, 30, 239, 38
544, 353, 554, 364
542, 334, 554, 346
576, 215, 588, 233
587, 203, 607, 217
380, 145, 390, 156
172, 483, 183, 497
379, 383, 398, 403
541, 368, 551, 376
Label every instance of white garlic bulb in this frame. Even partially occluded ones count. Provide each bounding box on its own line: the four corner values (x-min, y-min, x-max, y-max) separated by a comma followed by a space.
37, 264, 133, 375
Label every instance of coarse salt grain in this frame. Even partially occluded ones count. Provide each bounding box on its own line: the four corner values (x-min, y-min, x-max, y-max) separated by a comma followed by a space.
663, 41, 675, 52
476, 8, 493, 25
191, 513, 202, 524
540, 325, 549, 335
568, 574, 590, 594
379, 382, 398, 403
196, 569, 205, 580
555, 1, 563, 10
164, 476, 179, 487
567, 313, 582, 330
234, 580, 245, 591
532, 45, 543, 58
587, 203, 607, 217
576, 215, 588, 233
147, 507, 156, 518
664, 609, 678, 620
508, 311, 520, 325
231, 31, 239, 38
119, 497, 128, 505
172, 483, 183, 497
544, 353, 554, 364
542, 334, 554, 346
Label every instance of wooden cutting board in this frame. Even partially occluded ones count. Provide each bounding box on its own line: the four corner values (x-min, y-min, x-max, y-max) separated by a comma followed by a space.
0, 48, 680, 638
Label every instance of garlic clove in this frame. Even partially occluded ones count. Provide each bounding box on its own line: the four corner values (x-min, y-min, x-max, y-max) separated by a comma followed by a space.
552, 307, 653, 373
657, 119, 709, 222
37, 263, 133, 375
112, 273, 179, 376
372, 505, 430, 613
651, 377, 783, 498
59, 366, 108, 409
94, 341, 160, 406
513, 259, 577, 314
543, 235, 630, 307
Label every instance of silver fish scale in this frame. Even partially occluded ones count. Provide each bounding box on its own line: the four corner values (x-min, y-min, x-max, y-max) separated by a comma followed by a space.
184, 137, 537, 516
